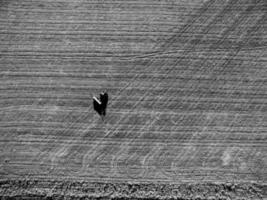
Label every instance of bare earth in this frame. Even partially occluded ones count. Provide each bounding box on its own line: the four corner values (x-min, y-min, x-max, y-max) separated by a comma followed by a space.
0, 0, 266, 199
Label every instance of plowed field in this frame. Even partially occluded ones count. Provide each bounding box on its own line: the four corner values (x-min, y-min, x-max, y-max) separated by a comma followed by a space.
0, 0, 266, 199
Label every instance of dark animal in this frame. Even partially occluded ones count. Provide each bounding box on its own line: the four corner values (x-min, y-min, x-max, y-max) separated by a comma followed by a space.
93, 92, 108, 120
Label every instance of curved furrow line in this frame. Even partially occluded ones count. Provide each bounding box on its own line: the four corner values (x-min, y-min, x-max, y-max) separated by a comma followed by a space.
104, 0, 224, 139
102, 0, 219, 99
157, 0, 221, 52
104, 0, 245, 140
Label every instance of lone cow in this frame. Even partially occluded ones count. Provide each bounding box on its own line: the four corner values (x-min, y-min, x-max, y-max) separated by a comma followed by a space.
93, 91, 108, 120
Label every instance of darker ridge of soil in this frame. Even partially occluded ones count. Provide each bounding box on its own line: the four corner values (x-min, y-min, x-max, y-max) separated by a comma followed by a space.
0, 179, 266, 200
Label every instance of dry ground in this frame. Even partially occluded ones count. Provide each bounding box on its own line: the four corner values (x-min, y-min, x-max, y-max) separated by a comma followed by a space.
0, 0, 267, 199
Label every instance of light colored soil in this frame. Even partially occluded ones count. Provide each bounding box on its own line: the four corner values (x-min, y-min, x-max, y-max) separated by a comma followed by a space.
0, 0, 266, 199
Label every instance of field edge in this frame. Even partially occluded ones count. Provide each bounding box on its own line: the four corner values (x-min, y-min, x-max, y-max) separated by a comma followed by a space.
0, 179, 266, 200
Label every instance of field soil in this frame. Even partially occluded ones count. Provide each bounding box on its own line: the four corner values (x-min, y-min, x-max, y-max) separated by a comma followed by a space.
0, 0, 266, 199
